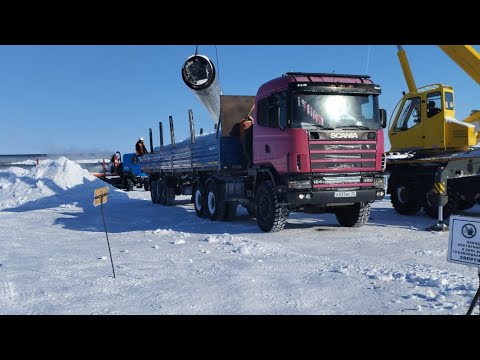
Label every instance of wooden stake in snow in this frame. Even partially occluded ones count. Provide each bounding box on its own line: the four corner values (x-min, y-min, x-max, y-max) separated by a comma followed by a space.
93, 186, 116, 278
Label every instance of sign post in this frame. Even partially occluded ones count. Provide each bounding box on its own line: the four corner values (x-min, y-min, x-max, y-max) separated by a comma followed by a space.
93, 187, 116, 278
448, 215, 480, 315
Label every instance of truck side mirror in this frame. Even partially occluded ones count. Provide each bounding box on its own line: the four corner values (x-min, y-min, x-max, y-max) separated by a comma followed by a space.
380, 108, 387, 128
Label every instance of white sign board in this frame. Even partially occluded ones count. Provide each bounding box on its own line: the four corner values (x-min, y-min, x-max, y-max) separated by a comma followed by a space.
448, 215, 480, 268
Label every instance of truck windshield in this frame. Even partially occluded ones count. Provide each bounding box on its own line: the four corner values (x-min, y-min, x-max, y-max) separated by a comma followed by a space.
291, 94, 380, 130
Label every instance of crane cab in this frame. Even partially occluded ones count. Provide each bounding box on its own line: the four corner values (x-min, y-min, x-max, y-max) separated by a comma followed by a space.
388, 84, 477, 153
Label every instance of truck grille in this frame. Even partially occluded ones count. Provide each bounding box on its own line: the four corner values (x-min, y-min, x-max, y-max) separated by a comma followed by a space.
309, 140, 377, 171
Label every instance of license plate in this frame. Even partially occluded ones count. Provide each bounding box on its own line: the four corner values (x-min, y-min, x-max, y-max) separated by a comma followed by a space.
334, 191, 357, 198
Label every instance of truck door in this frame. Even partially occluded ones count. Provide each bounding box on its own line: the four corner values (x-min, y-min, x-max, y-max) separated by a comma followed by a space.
390, 96, 426, 151
423, 91, 446, 150
253, 93, 290, 171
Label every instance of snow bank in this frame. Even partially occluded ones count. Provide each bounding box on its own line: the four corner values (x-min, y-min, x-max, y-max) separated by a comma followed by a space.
0, 156, 118, 209
29, 156, 97, 189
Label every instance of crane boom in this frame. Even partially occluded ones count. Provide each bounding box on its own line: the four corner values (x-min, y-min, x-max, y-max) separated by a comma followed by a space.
438, 45, 480, 86
396, 45, 417, 92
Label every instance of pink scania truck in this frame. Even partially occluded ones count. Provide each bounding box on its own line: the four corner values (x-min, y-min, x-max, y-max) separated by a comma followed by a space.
139, 55, 387, 232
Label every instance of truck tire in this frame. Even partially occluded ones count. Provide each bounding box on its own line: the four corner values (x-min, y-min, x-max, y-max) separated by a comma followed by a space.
390, 181, 423, 215
150, 180, 158, 203
423, 202, 453, 219
255, 181, 288, 232
245, 202, 257, 217
423, 184, 461, 219
205, 181, 227, 221
223, 201, 237, 221
193, 182, 206, 218
125, 178, 134, 192
335, 202, 371, 227
144, 182, 150, 192
164, 186, 175, 206
424, 188, 441, 219
157, 180, 166, 205
449, 181, 476, 210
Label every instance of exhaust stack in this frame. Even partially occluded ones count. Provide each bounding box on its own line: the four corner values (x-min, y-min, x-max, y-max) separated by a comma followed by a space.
181, 54, 221, 125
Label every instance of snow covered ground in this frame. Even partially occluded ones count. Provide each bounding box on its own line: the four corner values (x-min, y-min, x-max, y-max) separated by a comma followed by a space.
0, 157, 479, 315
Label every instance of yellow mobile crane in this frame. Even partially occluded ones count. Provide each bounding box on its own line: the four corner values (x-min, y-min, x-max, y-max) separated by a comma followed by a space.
387, 45, 480, 231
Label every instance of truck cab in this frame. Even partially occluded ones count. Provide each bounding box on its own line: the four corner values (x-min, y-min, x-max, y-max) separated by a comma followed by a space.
98, 152, 150, 191
121, 153, 150, 191
251, 73, 386, 212
389, 84, 476, 153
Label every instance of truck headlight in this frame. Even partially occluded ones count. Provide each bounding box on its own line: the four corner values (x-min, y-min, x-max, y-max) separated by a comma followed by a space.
288, 180, 312, 189
374, 176, 385, 188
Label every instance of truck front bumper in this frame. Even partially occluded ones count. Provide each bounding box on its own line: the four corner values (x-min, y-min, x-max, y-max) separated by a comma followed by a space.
283, 188, 385, 205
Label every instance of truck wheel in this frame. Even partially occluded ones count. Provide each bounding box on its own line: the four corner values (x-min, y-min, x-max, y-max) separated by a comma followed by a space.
255, 181, 287, 232
423, 186, 460, 219
390, 181, 423, 215
150, 180, 158, 203
144, 182, 150, 192
458, 200, 476, 210
223, 201, 237, 221
206, 181, 227, 221
193, 182, 206, 218
157, 180, 166, 205
164, 186, 175, 206
125, 178, 134, 192
245, 202, 257, 217
423, 202, 456, 219
423, 202, 453, 219
335, 202, 371, 227
449, 181, 476, 210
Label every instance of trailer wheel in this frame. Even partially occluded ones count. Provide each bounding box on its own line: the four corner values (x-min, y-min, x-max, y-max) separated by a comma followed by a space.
206, 181, 227, 221
255, 181, 287, 232
193, 182, 206, 218
157, 180, 166, 205
164, 186, 175, 206
335, 202, 371, 228
390, 181, 423, 215
150, 180, 158, 204
159, 180, 175, 206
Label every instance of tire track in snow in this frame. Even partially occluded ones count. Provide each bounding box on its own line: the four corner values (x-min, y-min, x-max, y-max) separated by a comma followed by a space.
0, 281, 17, 301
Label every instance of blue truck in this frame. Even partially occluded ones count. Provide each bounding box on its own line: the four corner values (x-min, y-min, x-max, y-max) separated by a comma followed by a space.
97, 152, 150, 191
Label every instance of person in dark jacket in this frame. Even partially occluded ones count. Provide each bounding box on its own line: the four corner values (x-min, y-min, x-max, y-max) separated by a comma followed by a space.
110, 152, 120, 175
427, 101, 441, 117
135, 137, 148, 156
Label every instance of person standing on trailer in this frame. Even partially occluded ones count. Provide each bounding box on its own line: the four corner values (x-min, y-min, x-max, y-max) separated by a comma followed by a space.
135, 137, 149, 156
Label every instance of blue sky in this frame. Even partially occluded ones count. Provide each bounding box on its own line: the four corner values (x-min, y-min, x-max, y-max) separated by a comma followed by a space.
0, 45, 479, 155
